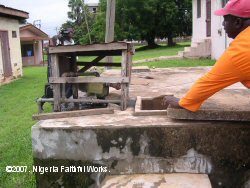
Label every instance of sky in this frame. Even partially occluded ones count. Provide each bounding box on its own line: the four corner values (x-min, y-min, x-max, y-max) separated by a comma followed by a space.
0, 0, 99, 37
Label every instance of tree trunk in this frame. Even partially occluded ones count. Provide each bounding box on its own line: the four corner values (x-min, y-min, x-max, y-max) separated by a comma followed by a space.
167, 36, 176, 46
146, 37, 157, 48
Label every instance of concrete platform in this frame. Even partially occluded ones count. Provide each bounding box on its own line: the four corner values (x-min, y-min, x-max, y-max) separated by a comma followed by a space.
32, 67, 250, 188
106, 67, 250, 121
32, 107, 250, 188
101, 173, 212, 188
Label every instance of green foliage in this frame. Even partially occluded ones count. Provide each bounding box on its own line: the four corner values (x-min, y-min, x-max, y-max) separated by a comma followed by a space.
92, 0, 192, 47
63, 0, 192, 46
63, 0, 96, 44
68, 0, 85, 25
89, 1, 106, 43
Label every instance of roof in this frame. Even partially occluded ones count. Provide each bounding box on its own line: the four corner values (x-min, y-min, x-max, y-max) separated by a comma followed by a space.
20, 24, 49, 41
0, 5, 29, 20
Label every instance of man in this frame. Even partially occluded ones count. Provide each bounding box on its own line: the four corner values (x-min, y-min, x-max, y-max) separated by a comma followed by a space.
163, 0, 250, 112
51, 28, 75, 46
57, 28, 75, 46
41, 28, 76, 110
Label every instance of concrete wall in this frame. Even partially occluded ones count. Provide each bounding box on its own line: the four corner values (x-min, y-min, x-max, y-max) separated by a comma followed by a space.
192, 0, 207, 43
192, 0, 233, 60
0, 17, 22, 82
0, 37, 3, 80
210, 0, 233, 59
32, 113, 250, 188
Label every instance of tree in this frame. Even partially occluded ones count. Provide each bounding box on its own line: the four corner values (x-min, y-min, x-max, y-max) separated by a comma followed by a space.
62, 0, 96, 44
155, 0, 179, 46
89, 0, 106, 43
92, 0, 192, 47
67, 0, 85, 25
64, 0, 192, 46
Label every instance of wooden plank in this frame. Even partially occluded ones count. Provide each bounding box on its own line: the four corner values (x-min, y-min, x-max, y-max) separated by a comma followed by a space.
49, 42, 128, 54
105, 0, 116, 43
49, 77, 129, 84
32, 108, 114, 120
78, 55, 105, 73
127, 44, 134, 82
77, 62, 121, 67
105, 0, 116, 66
120, 50, 129, 110
50, 54, 61, 112
71, 54, 79, 110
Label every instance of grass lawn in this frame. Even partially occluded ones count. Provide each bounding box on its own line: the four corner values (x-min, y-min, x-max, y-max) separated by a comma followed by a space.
134, 58, 215, 68
0, 45, 215, 187
0, 67, 47, 188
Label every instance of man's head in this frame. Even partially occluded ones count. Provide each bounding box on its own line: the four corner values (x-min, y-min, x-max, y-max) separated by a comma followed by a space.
214, 0, 250, 38
60, 28, 74, 39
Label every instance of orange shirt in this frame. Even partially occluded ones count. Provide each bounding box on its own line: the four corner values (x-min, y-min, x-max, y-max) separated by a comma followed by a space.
179, 26, 250, 112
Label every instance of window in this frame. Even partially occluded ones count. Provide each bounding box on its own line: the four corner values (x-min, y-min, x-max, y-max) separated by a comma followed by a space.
197, 0, 201, 18
12, 31, 17, 38
21, 44, 34, 57
222, 0, 229, 7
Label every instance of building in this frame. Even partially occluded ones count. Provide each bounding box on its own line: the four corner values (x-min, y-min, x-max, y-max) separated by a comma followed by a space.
87, 3, 99, 13
0, 5, 28, 84
181, 0, 231, 60
20, 24, 49, 66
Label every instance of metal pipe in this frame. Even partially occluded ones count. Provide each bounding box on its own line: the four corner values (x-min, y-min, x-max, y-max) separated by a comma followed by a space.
62, 99, 120, 104
37, 98, 54, 102
36, 98, 54, 113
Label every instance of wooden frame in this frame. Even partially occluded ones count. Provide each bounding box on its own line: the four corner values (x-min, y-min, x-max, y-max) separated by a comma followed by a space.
49, 42, 133, 111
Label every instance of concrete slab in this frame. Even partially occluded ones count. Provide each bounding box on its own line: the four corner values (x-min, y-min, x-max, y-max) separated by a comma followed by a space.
104, 67, 250, 120
101, 173, 212, 188
167, 106, 250, 121
105, 67, 249, 98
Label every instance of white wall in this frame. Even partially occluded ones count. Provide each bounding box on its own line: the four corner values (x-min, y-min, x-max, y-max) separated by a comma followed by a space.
0, 17, 23, 81
211, 0, 232, 59
192, 0, 207, 43
192, 0, 232, 60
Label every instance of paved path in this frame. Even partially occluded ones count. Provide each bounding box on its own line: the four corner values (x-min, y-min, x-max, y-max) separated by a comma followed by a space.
133, 55, 182, 64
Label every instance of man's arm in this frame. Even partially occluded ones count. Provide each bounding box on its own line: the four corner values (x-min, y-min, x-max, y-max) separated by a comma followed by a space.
169, 53, 242, 112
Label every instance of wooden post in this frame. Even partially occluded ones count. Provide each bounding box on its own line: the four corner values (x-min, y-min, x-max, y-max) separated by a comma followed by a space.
71, 54, 79, 110
105, 0, 116, 67
121, 50, 128, 110
51, 54, 61, 112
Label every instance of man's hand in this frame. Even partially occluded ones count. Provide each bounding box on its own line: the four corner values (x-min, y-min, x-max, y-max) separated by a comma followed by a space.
162, 96, 181, 108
